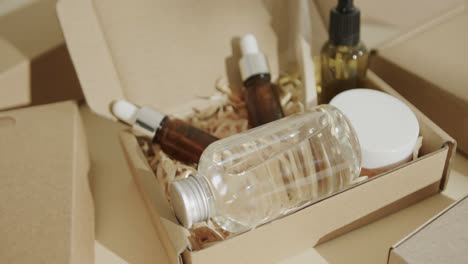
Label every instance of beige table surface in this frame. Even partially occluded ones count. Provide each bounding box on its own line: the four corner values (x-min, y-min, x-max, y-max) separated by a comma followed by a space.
80, 105, 468, 264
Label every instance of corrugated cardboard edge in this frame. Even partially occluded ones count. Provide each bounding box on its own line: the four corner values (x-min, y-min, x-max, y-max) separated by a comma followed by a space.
70, 101, 95, 264
367, 71, 457, 190
57, 0, 124, 120
387, 195, 468, 264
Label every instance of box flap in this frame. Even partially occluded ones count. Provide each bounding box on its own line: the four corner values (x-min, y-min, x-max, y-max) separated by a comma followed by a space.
0, 0, 63, 59
313, 0, 465, 48
371, 7, 468, 154
57, 0, 306, 119
378, 8, 468, 103
0, 0, 83, 111
388, 195, 468, 264
0, 101, 93, 264
0, 36, 29, 109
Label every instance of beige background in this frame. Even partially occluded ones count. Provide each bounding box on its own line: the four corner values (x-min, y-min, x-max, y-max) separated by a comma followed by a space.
80, 105, 468, 264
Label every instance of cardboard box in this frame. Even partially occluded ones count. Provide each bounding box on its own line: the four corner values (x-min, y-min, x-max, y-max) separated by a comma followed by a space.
370, 6, 468, 155
388, 195, 468, 264
57, 0, 456, 263
0, 0, 83, 111
0, 101, 94, 263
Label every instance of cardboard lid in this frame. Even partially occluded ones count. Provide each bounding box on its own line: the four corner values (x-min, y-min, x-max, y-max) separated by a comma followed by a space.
0, 101, 94, 263
388, 195, 468, 264
57, 0, 308, 120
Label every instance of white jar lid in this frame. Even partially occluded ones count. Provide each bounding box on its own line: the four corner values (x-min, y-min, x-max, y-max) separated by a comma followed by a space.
330, 89, 419, 169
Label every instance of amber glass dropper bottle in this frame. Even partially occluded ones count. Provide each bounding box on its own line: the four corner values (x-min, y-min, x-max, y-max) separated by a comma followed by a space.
239, 34, 284, 127
318, 0, 369, 104
112, 100, 218, 165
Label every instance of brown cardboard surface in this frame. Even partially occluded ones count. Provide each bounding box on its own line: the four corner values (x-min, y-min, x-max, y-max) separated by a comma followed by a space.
371, 7, 468, 154
0, 101, 94, 264
0, 0, 82, 111
388, 195, 468, 264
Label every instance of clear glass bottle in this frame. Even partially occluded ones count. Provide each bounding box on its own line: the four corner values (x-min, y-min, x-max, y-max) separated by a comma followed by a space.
318, 0, 369, 104
169, 105, 361, 235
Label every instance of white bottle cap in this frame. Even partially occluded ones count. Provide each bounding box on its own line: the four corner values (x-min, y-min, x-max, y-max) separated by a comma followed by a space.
111, 99, 138, 125
111, 99, 166, 138
330, 89, 419, 169
239, 34, 270, 81
240, 34, 260, 55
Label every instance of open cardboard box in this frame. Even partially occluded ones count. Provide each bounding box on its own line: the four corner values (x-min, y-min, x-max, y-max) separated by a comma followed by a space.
0, 101, 94, 263
0, 0, 82, 111
57, 0, 456, 263
368, 3, 468, 155
387, 195, 468, 264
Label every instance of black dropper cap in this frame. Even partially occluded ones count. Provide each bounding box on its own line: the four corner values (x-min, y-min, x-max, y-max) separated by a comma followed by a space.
329, 0, 360, 46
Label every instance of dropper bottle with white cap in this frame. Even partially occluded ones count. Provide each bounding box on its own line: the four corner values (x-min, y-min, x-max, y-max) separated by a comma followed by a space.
111, 100, 218, 164
239, 34, 284, 127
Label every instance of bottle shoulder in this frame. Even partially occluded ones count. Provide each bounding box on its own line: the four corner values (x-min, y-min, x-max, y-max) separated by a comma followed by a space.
321, 41, 368, 57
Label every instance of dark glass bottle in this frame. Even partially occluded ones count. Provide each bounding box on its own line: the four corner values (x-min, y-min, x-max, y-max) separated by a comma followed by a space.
112, 100, 218, 164
154, 118, 218, 164
244, 73, 283, 127
318, 0, 369, 104
240, 34, 284, 127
